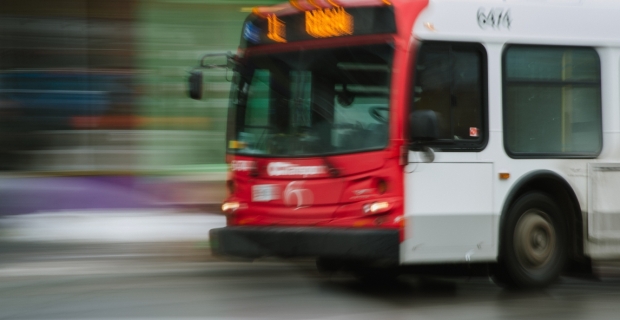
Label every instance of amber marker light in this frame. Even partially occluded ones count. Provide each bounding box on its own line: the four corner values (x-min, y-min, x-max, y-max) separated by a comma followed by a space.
251, 7, 269, 18
394, 215, 405, 228
222, 202, 240, 213
499, 172, 510, 180
363, 201, 390, 214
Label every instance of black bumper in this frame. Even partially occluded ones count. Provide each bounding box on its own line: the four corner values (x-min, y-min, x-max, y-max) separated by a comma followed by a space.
209, 227, 399, 262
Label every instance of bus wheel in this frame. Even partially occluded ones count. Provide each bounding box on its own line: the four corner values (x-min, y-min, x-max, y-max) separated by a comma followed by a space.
498, 192, 567, 289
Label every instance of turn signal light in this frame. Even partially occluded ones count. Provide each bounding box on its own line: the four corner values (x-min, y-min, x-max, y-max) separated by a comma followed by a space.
222, 202, 240, 214
363, 201, 390, 214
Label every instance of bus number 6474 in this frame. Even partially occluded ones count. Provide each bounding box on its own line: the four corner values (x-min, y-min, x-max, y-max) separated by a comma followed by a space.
477, 8, 512, 30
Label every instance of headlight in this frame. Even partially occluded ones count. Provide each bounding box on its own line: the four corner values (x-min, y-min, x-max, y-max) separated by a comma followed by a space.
363, 201, 390, 214
221, 202, 240, 213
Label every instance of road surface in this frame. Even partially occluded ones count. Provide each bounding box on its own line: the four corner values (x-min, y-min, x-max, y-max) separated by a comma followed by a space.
1, 244, 620, 320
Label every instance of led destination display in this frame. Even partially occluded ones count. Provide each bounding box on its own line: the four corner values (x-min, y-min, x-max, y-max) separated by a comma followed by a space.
242, 6, 396, 47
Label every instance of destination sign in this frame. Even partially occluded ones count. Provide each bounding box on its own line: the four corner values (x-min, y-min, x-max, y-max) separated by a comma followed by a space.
305, 6, 353, 39
241, 6, 396, 47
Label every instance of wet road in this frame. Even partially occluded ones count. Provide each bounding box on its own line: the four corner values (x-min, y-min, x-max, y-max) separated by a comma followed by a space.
1, 246, 620, 320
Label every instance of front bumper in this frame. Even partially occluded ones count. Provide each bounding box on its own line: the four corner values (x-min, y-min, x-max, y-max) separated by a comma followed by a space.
210, 227, 399, 262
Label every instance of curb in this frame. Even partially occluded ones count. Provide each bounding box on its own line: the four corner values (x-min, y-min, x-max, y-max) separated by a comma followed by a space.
0, 241, 221, 263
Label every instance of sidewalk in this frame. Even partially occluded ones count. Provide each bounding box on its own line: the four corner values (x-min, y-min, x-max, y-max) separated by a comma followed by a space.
0, 209, 226, 243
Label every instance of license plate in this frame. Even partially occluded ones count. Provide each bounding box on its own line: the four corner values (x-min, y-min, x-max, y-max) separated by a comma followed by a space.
252, 184, 280, 202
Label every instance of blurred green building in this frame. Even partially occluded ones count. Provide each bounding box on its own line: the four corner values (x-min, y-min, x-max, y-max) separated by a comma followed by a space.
136, 0, 280, 173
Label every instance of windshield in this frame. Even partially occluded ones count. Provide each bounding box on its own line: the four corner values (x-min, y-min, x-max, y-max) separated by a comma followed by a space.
227, 43, 393, 157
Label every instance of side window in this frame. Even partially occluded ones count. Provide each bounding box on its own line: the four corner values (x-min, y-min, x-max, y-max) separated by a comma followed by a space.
503, 45, 602, 157
411, 42, 487, 150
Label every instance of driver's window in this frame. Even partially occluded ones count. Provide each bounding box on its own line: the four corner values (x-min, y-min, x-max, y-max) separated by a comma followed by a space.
411, 41, 487, 150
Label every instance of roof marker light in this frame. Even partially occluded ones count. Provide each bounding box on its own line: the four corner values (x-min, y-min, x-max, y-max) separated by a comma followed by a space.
252, 7, 267, 18
326, 0, 340, 7
307, 0, 322, 9
289, 0, 306, 11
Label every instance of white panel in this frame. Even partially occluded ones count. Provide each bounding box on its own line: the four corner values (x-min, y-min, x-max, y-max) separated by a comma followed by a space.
505, 0, 582, 4
407, 163, 493, 216
402, 162, 495, 263
414, 0, 620, 47
400, 215, 496, 263
588, 163, 620, 240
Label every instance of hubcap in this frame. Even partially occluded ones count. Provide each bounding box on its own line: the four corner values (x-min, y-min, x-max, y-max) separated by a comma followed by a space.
514, 209, 556, 269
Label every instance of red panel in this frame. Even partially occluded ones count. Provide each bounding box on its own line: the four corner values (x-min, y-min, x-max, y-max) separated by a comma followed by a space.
225, 0, 430, 236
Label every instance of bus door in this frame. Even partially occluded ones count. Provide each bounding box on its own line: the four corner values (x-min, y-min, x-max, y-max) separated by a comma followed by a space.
401, 42, 495, 264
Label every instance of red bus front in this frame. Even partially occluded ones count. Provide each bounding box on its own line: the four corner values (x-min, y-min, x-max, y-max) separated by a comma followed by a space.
207, 0, 428, 266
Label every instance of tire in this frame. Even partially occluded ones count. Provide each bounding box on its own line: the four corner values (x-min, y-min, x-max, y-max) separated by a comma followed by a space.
498, 192, 567, 289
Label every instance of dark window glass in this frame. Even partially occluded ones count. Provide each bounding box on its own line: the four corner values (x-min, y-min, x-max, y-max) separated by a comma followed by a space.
503, 46, 602, 157
227, 44, 392, 157
411, 42, 487, 150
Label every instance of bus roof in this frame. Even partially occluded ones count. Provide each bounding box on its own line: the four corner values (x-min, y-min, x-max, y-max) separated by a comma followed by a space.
248, 0, 620, 48
414, 0, 620, 47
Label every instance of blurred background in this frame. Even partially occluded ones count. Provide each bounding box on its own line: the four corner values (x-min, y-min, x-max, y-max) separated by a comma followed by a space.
0, 0, 282, 221
3, 3, 620, 319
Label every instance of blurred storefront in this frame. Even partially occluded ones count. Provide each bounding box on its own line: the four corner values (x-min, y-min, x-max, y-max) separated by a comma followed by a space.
0, 0, 278, 175
0, 0, 136, 171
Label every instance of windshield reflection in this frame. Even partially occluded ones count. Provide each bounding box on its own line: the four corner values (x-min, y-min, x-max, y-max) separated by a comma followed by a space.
228, 43, 393, 157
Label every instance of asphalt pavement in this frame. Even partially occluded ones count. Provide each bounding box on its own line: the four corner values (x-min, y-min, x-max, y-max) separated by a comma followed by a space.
2, 209, 620, 320
2, 247, 620, 320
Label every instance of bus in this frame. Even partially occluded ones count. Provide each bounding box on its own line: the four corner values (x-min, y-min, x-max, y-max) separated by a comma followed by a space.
189, 0, 620, 289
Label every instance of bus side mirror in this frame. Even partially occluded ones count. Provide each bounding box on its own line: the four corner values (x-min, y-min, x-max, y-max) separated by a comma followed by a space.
188, 70, 203, 100
410, 110, 439, 141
